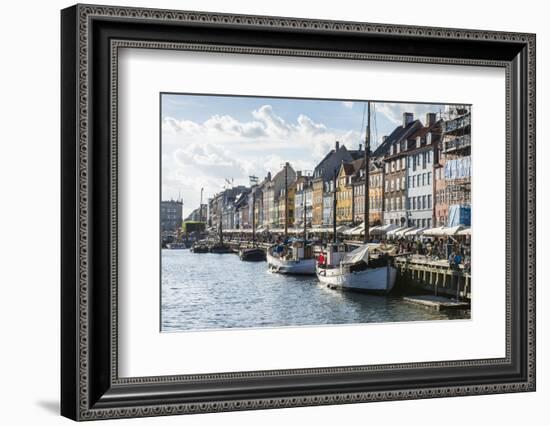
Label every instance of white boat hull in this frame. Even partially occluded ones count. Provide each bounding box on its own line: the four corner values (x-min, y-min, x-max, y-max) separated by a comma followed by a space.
316, 264, 397, 293
266, 251, 316, 275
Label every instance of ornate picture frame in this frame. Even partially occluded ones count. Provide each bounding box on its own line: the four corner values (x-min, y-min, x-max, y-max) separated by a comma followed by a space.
61, 4, 535, 421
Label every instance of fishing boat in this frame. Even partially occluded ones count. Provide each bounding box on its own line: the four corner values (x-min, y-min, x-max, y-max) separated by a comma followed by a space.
267, 240, 316, 275
316, 243, 397, 294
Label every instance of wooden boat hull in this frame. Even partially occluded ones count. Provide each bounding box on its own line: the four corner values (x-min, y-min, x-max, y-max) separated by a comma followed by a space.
266, 251, 316, 275
316, 264, 397, 294
239, 248, 266, 261
191, 246, 209, 253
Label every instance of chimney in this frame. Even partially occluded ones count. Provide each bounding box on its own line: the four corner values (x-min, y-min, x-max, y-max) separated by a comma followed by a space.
403, 112, 414, 128
335, 141, 340, 151
267, 171, 271, 181
426, 112, 437, 127
297, 171, 302, 178
383, 135, 388, 143
358, 143, 362, 151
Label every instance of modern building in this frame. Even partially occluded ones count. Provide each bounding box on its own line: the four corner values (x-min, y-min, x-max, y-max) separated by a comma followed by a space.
160, 199, 183, 232
439, 105, 471, 227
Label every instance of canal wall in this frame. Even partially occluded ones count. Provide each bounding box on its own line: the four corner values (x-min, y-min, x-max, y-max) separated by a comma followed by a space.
393, 257, 471, 301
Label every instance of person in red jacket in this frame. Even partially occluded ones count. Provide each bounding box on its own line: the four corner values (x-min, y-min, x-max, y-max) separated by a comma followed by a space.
318, 252, 325, 266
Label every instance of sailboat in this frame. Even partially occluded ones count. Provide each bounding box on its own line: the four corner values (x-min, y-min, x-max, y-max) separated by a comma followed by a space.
316, 101, 397, 294
239, 189, 266, 261
267, 181, 316, 274
316, 243, 397, 293
209, 222, 233, 253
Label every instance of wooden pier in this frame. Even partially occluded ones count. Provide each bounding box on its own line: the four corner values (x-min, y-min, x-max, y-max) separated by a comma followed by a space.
394, 256, 471, 301
403, 295, 470, 311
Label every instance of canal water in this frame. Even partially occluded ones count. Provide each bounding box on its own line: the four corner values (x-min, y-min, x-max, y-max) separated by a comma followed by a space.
161, 249, 470, 332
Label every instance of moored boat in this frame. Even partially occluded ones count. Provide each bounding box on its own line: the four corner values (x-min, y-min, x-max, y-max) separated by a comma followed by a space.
191, 242, 209, 253
209, 243, 233, 254
239, 247, 266, 261
316, 243, 397, 294
267, 240, 316, 275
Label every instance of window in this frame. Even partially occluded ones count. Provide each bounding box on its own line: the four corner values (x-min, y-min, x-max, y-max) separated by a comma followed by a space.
402, 196, 406, 210
412, 197, 416, 210
422, 195, 426, 209
428, 194, 432, 209
401, 177, 405, 190
401, 158, 406, 169
385, 163, 389, 173
427, 172, 431, 185
422, 173, 425, 186
408, 176, 412, 188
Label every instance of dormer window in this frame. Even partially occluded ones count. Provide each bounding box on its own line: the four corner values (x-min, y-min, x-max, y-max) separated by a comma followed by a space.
416, 136, 421, 148
396, 143, 401, 153
390, 145, 394, 155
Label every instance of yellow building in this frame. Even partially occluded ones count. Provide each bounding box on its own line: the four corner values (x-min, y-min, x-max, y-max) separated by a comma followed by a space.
335, 162, 355, 225
276, 182, 295, 229
312, 178, 324, 227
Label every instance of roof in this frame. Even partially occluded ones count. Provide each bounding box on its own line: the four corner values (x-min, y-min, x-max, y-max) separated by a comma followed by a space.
372, 120, 421, 157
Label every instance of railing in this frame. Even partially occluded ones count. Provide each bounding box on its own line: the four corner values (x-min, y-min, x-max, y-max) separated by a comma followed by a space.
444, 135, 471, 152
443, 114, 471, 133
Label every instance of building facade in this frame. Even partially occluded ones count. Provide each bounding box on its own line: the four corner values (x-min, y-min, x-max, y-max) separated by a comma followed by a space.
440, 105, 471, 226
161, 200, 183, 232
311, 141, 363, 227
405, 114, 441, 228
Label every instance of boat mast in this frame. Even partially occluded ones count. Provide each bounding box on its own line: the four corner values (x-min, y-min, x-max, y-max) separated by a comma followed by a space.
252, 190, 256, 247
363, 102, 371, 244
200, 187, 204, 223
284, 162, 289, 239
303, 186, 307, 240
333, 167, 338, 243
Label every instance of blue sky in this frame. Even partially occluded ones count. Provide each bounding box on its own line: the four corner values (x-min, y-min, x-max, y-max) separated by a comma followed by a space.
161, 93, 446, 217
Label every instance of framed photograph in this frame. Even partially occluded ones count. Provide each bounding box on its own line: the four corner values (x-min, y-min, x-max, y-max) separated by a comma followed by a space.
61, 4, 536, 421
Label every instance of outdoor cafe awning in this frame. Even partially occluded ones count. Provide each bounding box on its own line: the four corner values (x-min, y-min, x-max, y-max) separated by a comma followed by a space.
422, 225, 465, 237
370, 223, 399, 236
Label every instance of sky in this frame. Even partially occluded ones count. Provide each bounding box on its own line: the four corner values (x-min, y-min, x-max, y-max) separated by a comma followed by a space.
161, 93, 447, 217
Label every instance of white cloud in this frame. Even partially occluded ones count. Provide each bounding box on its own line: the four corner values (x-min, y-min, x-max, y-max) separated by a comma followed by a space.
342, 101, 354, 109
162, 104, 363, 209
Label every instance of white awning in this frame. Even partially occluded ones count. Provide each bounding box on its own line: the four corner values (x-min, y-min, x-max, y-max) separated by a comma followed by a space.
456, 227, 471, 236
370, 223, 399, 235
422, 225, 464, 236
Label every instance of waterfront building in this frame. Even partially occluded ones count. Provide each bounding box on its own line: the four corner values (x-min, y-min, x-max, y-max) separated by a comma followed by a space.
161, 199, 183, 232
352, 160, 384, 226
184, 204, 207, 223
233, 189, 251, 229
207, 185, 247, 230
264, 163, 296, 228
437, 105, 471, 226
311, 141, 363, 227
336, 160, 359, 225
276, 180, 296, 228
294, 172, 313, 228
405, 114, 441, 228
381, 113, 423, 226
